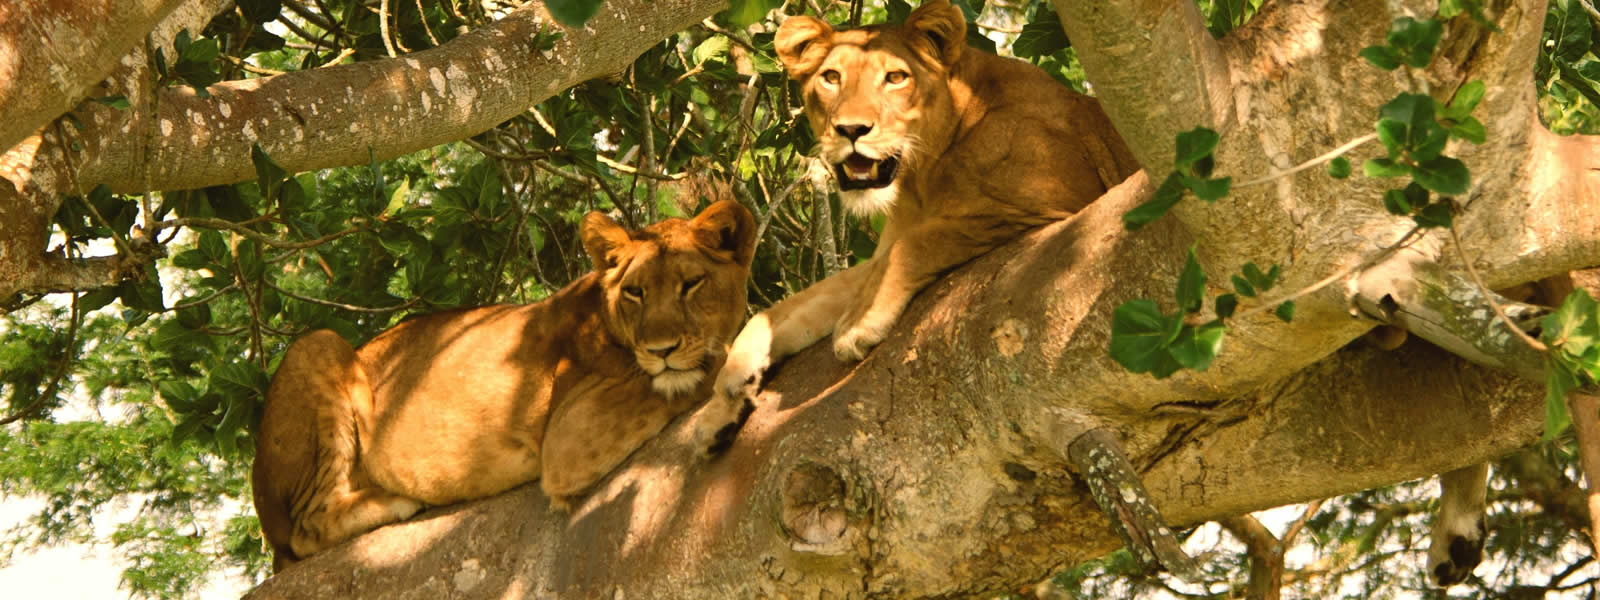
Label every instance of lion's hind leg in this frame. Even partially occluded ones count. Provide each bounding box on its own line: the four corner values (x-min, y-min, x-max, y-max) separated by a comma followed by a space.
255, 330, 422, 567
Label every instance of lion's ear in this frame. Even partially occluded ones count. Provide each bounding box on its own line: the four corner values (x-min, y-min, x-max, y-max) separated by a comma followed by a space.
580, 211, 631, 271
775, 16, 835, 81
690, 200, 757, 267
905, 0, 965, 66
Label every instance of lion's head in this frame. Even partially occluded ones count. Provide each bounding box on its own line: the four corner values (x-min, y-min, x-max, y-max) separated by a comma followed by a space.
775, 0, 967, 215
580, 200, 757, 396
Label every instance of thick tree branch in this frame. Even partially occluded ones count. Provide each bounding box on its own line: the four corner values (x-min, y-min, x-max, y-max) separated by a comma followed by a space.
0, 0, 188, 153
59, 0, 728, 194
243, 168, 1558, 597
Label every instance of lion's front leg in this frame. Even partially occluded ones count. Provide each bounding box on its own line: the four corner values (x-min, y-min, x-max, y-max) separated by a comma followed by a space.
833, 218, 1007, 361
692, 262, 874, 456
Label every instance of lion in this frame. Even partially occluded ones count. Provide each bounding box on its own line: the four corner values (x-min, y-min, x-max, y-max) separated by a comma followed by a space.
693, 0, 1139, 453
251, 200, 756, 572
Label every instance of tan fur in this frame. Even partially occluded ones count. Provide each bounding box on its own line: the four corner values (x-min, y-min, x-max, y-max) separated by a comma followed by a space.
695, 0, 1139, 453
252, 201, 756, 571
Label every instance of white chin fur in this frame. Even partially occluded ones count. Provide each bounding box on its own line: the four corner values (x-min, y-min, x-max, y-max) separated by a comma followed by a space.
652, 369, 704, 397
839, 182, 900, 217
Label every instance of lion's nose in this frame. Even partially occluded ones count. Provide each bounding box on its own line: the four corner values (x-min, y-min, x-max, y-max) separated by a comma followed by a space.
645, 341, 680, 358
835, 123, 872, 140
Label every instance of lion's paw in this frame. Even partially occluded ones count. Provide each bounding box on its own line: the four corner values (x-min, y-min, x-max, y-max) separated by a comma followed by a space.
832, 317, 890, 361
691, 391, 756, 458
1428, 514, 1485, 586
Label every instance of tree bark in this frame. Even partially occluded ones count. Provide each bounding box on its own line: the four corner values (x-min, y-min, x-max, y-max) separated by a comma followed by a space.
0, 0, 729, 301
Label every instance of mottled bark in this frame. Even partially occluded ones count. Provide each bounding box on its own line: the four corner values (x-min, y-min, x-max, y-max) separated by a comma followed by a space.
0, 0, 189, 152
0, 0, 729, 301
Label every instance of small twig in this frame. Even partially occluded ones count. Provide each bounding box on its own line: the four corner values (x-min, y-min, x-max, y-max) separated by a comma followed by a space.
1233, 225, 1425, 322
78, 193, 137, 258
414, 0, 440, 46
154, 217, 362, 250
169, 282, 239, 311
1282, 500, 1324, 546
596, 154, 686, 181
264, 279, 422, 313
1448, 223, 1548, 351
1235, 133, 1379, 189
378, 0, 399, 57
221, 54, 286, 76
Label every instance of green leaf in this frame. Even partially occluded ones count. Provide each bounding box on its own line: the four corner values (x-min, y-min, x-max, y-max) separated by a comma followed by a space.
176, 303, 212, 329
1274, 301, 1296, 322
724, 0, 781, 26
1449, 116, 1487, 144
1445, 80, 1487, 118
385, 177, 411, 216
1412, 201, 1454, 228
1013, 11, 1072, 59
1109, 299, 1184, 376
251, 144, 287, 201
1231, 274, 1257, 298
208, 361, 268, 399
1174, 127, 1220, 170
1382, 189, 1414, 216
1327, 156, 1351, 178
180, 37, 220, 64
1386, 17, 1442, 68
199, 231, 230, 264
1549, 0, 1592, 63
157, 381, 200, 413
1411, 156, 1470, 194
1380, 93, 1436, 132
885, 0, 912, 23
547, 0, 603, 26
1363, 157, 1410, 178
1360, 45, 1402, 70
1542, 289, 1600, 355
1215, 294, 1238, 319
1123, 173, 1185, 230
171, 249, 208, 270
692, 36, 731, 65
1176, 246, 1206, 314
1169, 320, 1227, 371
1187, 175, 1233, 202
117, 276, 165, 313
151, 319, 204, 352
1545, 364, 1575, 440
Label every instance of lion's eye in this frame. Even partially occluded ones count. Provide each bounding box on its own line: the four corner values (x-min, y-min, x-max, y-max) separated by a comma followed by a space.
885, 71, 908, 84
622, 286, 643, 301
681, 277, 705, 297
821, 70, 841, 85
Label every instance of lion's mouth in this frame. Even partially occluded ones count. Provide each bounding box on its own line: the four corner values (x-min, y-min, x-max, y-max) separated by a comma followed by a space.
835, 153, 899, 190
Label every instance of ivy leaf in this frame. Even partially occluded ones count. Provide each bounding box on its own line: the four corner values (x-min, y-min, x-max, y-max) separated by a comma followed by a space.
1412, 201, 1455, 229
1364, 157, 1410, 178
1448, 116, 1487, 144
1176, 246, 1206, 314
1327, 156, 1351, 178
1542, 288, 1600, 356
1382, 188, 1414, 216
1444, 80, 1487, 119
91, 95, 131, 110
1360, 45, 1403, 70
1375, 119, 1407, 157
1109, 299, 1184, 376
1274, 301, 1296, 323
1123, 173, 1185, 230
1231, 274, 1257, 298
1386, 17, 1443, 68
1187, 175, 1233, 202
1169, 320, 1227, 371
1174, 127, 1221, 170
1214, 293, 1238, 319
1411, 156, 1470, 194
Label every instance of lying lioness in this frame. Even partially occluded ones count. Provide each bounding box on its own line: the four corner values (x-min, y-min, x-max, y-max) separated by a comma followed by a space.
252, 200, 755, 571
696, 0, 1139, 453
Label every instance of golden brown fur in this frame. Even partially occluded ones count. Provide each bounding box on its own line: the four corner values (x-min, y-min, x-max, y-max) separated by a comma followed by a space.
252, 201, 755, 571
694, 0, 1138, 453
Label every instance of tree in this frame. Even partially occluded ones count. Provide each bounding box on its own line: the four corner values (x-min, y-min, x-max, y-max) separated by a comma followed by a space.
3, 0, 1600, 598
